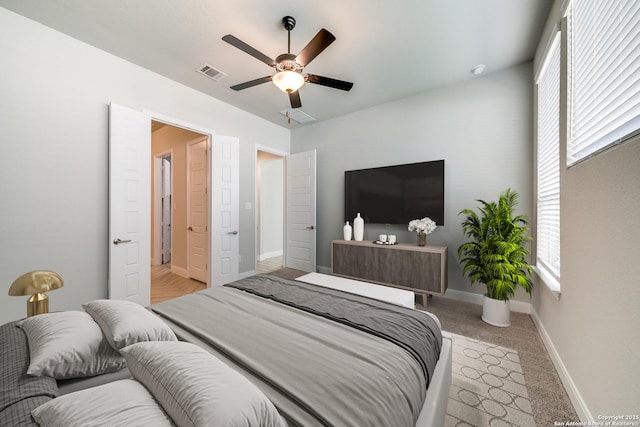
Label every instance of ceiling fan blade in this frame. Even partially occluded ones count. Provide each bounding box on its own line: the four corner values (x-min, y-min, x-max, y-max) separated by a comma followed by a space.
306, 74, 353, 91
230, 76, 272, 91
222, 35, 276, 67
295, 29, 336, 67
289, 90, 302, 109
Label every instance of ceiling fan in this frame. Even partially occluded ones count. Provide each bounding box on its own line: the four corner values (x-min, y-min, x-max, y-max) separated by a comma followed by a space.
222, 16, 353, 110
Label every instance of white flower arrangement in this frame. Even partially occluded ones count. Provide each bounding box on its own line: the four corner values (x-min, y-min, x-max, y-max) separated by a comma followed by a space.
408, 217, 437, 235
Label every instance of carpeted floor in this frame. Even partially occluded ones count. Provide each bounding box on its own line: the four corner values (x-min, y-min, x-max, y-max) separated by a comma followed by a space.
423, 295, 578, 426
269, 268, 578, 426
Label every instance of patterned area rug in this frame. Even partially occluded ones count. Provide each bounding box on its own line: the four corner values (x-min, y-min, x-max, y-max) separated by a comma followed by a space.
446, 333, 536, 427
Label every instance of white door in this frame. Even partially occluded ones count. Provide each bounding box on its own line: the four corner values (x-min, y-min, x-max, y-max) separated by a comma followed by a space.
162, 158, 171, 264
108, 103, 151, 306
285, 150, 316, 272
211, 135, 239, 286
188, 139, 208, 283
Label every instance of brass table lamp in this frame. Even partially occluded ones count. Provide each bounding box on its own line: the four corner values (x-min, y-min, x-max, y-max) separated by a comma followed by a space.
8, 270, 64, 317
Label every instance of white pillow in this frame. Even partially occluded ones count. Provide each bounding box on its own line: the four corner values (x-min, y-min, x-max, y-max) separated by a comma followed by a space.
17, 311, 126, 379
121, 341, 285, 427
31, 379, 175, 426
83, 299, 177, 351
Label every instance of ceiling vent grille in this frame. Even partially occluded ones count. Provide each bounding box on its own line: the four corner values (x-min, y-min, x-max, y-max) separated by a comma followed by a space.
197, 64, 227, 81
279, 109, 316, 124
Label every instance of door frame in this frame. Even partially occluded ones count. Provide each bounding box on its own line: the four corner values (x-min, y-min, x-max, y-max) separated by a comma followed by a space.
254, 145, 288, 273
145, 110, 216, 287
152, 149, 173, 266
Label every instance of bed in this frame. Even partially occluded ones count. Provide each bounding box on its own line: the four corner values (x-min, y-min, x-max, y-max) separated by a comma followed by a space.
1, 273, 451, 427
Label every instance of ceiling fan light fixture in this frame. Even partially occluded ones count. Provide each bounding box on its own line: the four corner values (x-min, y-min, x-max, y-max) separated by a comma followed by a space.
272, 70, 305, 93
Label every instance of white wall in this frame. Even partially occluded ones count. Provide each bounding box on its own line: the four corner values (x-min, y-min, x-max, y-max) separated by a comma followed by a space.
291, 63, 534, 300
530, 0, 640, 418
0, 8, 289, 324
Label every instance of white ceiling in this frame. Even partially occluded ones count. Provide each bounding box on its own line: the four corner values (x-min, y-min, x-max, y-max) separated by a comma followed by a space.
0, 0, 553, 128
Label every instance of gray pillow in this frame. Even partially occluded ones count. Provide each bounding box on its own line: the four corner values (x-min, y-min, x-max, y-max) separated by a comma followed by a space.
121, 341, 285, 427
31, 379, 175, 426
17, 311, 126, 379
83, 299, 177, 351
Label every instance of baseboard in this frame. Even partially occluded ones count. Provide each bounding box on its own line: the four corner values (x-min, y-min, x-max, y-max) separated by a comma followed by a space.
258, 250, 283, 261
238, 270, 256, 280
442, 289, 531, 314
530, 308, 592, 422
170, 265, 188, 278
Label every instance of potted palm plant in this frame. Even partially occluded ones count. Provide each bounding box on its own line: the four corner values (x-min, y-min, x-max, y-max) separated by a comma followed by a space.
457, 188, 533, 327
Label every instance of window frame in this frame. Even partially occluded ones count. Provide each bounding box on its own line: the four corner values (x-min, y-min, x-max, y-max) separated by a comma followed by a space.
535, 28, 563, 295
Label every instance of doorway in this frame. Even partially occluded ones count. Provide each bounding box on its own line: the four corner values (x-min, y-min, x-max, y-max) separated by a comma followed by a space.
160, 153, 171, 265
109, 103, 240, 306
151, 121, 209, 302
256, 149, 285, 274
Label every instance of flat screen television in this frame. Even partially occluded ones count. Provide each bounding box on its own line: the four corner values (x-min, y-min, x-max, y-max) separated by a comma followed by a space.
344, 160, 444, 225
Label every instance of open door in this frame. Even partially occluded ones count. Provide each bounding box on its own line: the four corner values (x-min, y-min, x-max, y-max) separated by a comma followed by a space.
187, 138, 208, 283
108, 103, 151, 306
211, 135, 240, 286
285, 150, 317, 272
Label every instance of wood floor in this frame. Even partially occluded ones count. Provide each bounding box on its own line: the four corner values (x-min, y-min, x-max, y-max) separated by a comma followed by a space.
151, 256, 282, 305
151, 264, 206, 305
257, 255, 283, 274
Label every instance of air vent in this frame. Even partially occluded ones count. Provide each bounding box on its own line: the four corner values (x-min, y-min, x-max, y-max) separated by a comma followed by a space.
197, 64, 227, 81
279, 109, 316, 124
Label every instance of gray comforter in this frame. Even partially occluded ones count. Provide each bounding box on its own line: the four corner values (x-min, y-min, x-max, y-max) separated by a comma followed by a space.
152, 275, 442, 427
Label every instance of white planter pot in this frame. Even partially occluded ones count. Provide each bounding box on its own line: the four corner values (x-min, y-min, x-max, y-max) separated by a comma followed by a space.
481, 295, 511, 327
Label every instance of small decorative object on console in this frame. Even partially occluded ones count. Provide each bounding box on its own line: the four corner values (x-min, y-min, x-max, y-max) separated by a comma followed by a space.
353, 213, 364, 241
374, 236, 397, 245
408, 217, 437, 247
343, 221, 352, 240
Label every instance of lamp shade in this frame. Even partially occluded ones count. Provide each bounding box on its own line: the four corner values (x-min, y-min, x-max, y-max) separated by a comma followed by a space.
272, 71, 305, 93
9, 270, 64, 296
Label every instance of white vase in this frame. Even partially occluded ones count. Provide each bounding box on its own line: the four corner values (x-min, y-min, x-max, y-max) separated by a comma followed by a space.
353, 213, 364, 241
481, 295, 511, 327
343, 221, 352, 240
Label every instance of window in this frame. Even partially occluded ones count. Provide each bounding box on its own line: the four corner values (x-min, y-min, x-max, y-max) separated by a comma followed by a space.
566, 0, 640, 165
536, 32, 562, 287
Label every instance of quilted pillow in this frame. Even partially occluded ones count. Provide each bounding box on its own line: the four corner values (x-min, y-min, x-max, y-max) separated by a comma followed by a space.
31, 379, 175, 426
17, 311, 126, 379
121, 341, 285, 427
83, 299, 177, 351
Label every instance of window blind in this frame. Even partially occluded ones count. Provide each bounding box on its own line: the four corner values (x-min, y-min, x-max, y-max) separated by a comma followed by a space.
567, 0, 640, 165
536, 32, 561, 280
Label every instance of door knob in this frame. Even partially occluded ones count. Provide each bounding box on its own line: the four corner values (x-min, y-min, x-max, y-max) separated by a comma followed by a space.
228, 230, 239, 235
113, 238, 132, 245
187, 226, 193, 231
306, 225, 315, 230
